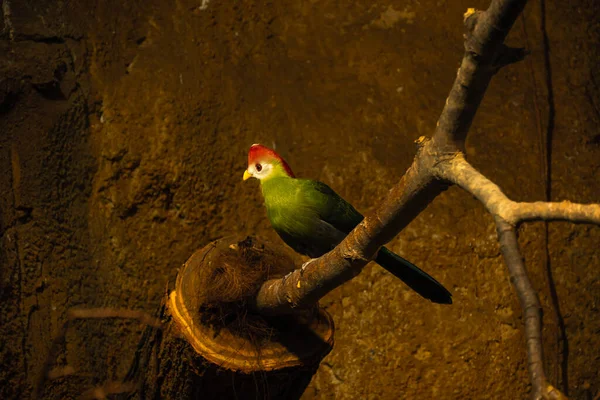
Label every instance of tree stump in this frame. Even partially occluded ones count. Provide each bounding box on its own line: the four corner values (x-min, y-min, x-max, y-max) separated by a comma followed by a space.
124, 236, 334, 399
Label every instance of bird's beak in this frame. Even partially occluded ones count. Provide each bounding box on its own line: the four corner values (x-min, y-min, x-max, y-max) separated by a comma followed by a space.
243, 170, 252, 181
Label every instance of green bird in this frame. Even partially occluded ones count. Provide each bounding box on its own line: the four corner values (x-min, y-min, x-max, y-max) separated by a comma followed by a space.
243, 144, 452, 304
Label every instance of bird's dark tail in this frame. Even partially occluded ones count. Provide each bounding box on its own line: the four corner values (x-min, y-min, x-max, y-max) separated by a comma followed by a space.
375, 247, 452, 304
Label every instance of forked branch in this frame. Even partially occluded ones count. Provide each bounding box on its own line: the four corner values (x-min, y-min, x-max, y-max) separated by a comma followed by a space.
251, 0, 599, 398
253, 0, 532, 314
435, 153, 600, 225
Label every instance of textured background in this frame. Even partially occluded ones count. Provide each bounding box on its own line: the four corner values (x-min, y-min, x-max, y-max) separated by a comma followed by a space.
1, 0, 599, 398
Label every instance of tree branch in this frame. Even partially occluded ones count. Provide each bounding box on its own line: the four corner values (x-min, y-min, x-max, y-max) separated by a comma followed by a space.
36, 308, 161, 399
247, 0, 596, 398
433, 0, 527, 149
253, 155, 443, 314
67, 307, 162, 328
514, 202, 600, 224
253, 0, 529, 314
495, 217, 567, 400
435, 152, 600, 225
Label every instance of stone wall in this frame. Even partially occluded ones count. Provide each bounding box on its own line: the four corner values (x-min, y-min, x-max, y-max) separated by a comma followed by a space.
1, 0, 598, 398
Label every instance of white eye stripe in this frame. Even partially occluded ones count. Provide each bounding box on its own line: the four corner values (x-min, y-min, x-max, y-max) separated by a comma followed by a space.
249, 162, 272, 179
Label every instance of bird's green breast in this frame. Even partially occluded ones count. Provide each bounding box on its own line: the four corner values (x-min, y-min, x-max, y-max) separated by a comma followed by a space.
260, 178, 327, 237
259, 176, 365, 257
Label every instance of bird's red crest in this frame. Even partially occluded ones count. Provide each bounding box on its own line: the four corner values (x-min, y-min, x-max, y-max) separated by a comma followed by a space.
248, 144, 295, 177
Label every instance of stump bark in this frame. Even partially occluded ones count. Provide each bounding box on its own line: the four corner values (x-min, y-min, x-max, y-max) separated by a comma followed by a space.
122, 236, 334, 399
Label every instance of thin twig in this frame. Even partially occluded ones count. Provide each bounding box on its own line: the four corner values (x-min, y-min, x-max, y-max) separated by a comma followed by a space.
36, 308, 162, 399
67, 308, 162, 328
495, 217, 545, 398
495, 217, 567, 400
513, 202, 600, 224
79, 381, 137, 400
435, 153, 600, 225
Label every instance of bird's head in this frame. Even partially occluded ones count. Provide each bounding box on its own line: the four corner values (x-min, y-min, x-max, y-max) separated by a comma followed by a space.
243, 144, 295, 182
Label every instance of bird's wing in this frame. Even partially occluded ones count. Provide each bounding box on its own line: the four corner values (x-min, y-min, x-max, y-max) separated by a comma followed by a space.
305, 180, 453, 304
278, 217, 348, 258
302, 180, 365, 234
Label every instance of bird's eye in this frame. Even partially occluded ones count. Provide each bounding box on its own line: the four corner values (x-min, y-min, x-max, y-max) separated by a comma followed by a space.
255, 163, 262, 172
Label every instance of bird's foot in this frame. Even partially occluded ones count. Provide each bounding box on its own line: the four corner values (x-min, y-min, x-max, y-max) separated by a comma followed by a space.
301, 258, 318, 272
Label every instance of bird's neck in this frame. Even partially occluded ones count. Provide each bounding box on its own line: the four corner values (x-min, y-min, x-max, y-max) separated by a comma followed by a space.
261, 174, 293, 187
261, 162, 294, 182
260, 175, 295, 200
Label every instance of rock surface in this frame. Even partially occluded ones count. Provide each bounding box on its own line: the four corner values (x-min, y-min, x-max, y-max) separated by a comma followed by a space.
1, 0, 599, 398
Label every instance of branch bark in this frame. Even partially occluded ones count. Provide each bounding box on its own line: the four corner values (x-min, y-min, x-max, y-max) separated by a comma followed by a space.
435, 152, 600, 225
252, 0, 530, 315
496, 217, 568, 400
249, 0, 599, 398
252, 154, 443, 313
